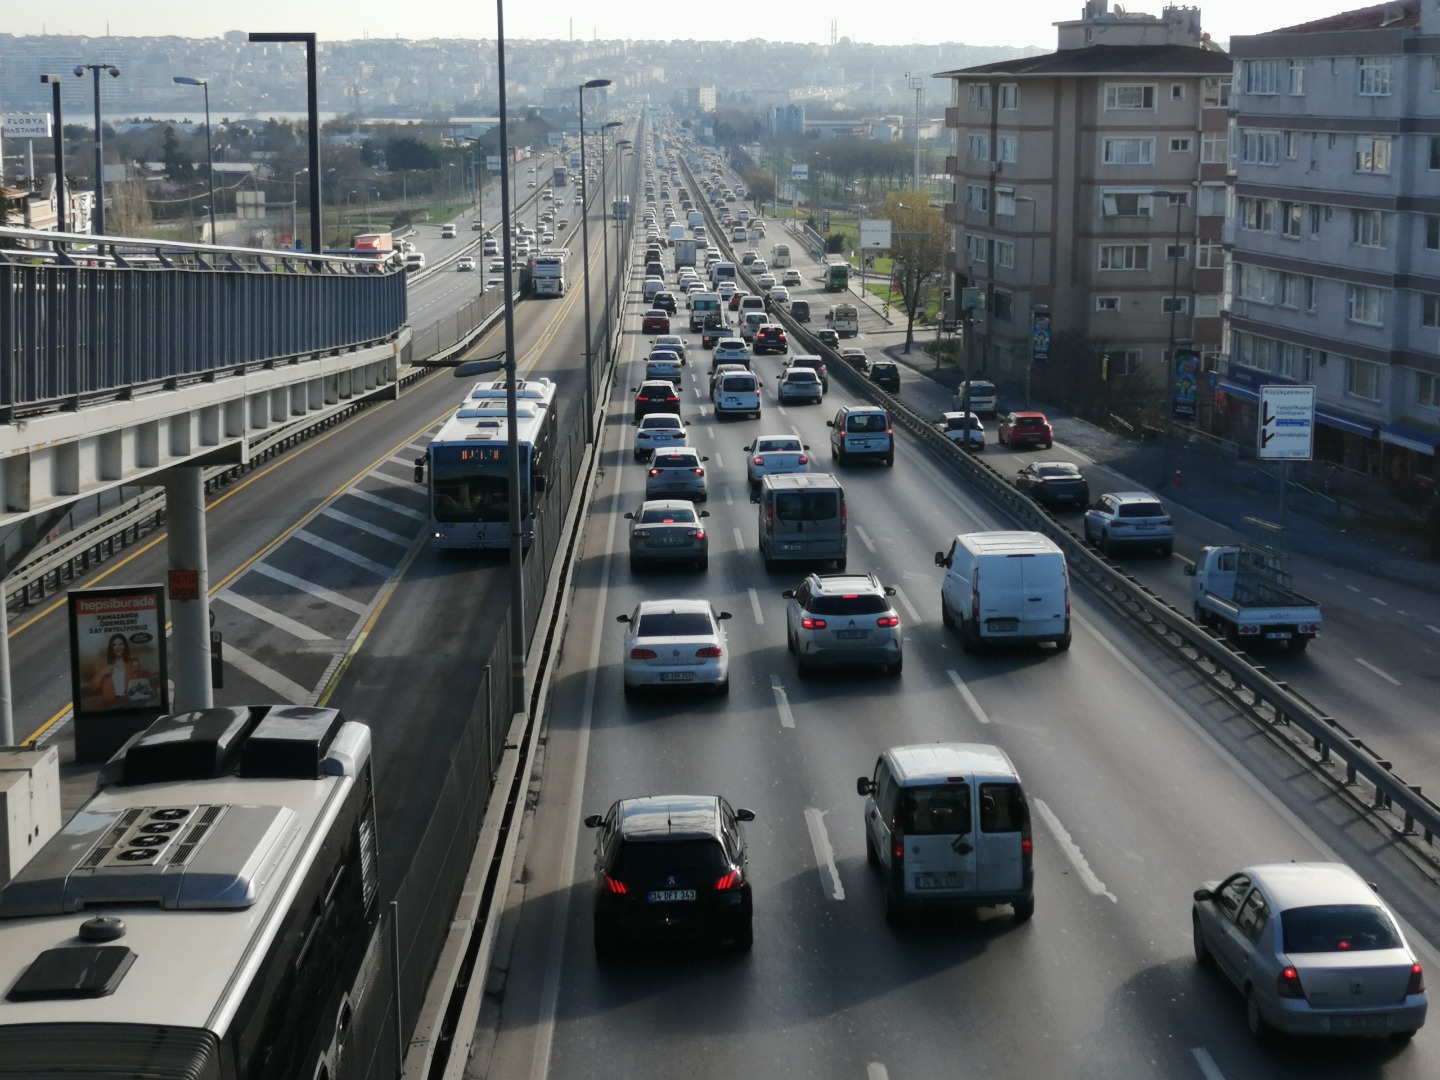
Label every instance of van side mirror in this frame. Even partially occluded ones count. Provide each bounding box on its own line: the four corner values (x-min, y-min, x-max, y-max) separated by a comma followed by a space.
935, 552, 948, 568
583, 814, 604, 828
749, 489, 761, 504
1183, 564, 1196, 576
856, 777, 874, 796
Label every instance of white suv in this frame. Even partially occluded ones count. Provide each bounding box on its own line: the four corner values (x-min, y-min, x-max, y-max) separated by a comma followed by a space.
782, 572, 903, 677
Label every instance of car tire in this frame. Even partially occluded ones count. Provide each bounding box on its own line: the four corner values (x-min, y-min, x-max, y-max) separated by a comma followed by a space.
1055, 632, 1072, 652
887, 656, 903, 677
1012, 895, 1035, 923
1159, 543, 1173, 558
884, 889, 906, 927
960, 620, 979, 654
941, 598, 955, 628
731, 919, 753, 953
623, 682, 638, 702
1245, 987, 1273, 1043
594, 921, 622, 963
885, 453, 894, 467
763, 550, 776, 572
836, 556, 847, 572
697, 555, 708, 572
1101, 531, 1113, 557
1193, 913, 1215, 969
796, 651, 814, 679
1392, 1029, 1418, 1043
630, 557, 642, 573
787, 629, 796, 654
715, 677, 729, 697
1287, 636, 1310, 653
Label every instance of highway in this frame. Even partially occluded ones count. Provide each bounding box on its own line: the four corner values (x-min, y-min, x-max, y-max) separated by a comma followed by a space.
6, 118, 1440, 1078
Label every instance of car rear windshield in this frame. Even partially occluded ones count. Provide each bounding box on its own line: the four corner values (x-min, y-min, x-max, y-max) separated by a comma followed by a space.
638, 508, 697, 524
774, 492, 838, 522
846, 413, 889, 433
636, 612, 714, 637
809, 594, 889, 616
979, 783, 1026, 833
1281, 905, 1402, 953
1014, 416, 1048, 428
1117, 502, 1165, 518
615, 838, 727, 877
898, 784, 972, 836
968, 382, 996, 394
721, 377, 757, 392
655, 454, 700, 469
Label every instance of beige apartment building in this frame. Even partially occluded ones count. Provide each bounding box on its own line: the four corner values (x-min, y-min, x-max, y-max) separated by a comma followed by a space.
938, 2, 1230, 423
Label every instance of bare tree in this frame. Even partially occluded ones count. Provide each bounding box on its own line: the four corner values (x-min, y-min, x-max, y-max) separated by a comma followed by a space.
881, 190, 948, 353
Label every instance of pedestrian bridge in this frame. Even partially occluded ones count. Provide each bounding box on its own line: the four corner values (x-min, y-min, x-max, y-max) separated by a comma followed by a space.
0, 227, 411, 541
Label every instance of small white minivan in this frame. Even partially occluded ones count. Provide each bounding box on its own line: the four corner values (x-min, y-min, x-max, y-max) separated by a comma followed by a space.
858, 742, 1034, 923
934, 531, 1071, 651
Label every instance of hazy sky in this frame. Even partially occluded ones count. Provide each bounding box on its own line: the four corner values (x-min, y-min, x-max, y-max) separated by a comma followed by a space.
11, 2, 1336, 49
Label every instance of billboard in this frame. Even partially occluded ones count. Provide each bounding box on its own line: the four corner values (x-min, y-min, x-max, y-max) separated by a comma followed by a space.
790, 164, 808, 180
859, 219, 892, 250
1172, 349, 1201, 420
2, 112, 51, 138
68, 584, 170, 761
1030, 311, 1051, 364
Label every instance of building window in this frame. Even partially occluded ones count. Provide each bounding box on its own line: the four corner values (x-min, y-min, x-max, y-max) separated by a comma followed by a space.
965, 234, 989, 264
999, 83, 1020, 110
1203, 76, 1231, 107
1201, 132, 1227, 163
1288, 60, 1306, 95
1239, 130, 1283, 165
1161, 296, 1189, 314
1419, 372, 1439, 408
1195, 294, 1222, 317
1346, 357, 1382, 400
1101, 137, 1155, 165
1110, 350, 1143, 376
993, 290, 1014, 321
1172, 83, 1186, 100
1105, 84, 1156, 110
1285, 132, 1300, 159
1096, 295, 1120, 311
1279, 273, 1310, 309
1310, 205, 1323, 237
1355, 137, 1392, 173
1351, 209, 1386, 248
1244, 59, 1285, 95
1165, 244, 1189, 261
1238, 197, 1278, 233
1346, 285, 1384, 325
1099, 244, 1151, 271
1282, 202, 1303, 238
1236, 264, 1279, 304
967, 134, 990, 161
1428, 217, 1440, 250
995, 188, 1016, 216
1100, 190, 1154, 217
997, 136, 1018, 164
1430, 137, 1440, 171
1170, 137, 1192, 153
1197, 183, 1227, 216
994, 239, 1015, 269
1358, 56, 1393, 96
969, 84, 991, 110
1424, 294, 1440, 329
965, 185, 989, 212
1196, 239, 1224, 269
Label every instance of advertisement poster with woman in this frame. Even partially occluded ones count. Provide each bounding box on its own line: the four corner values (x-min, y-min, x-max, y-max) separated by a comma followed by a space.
67, 584, 169, 718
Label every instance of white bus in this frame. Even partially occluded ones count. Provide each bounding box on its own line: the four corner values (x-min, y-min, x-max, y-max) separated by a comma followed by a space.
420, 377, 559, 550
0, 704, 382, 1079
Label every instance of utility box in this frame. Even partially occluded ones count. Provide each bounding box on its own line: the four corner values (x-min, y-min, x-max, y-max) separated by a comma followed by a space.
0, 745, 62, 887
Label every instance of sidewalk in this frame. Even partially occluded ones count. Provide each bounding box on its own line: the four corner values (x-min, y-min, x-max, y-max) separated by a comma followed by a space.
856, 311, 1440, 595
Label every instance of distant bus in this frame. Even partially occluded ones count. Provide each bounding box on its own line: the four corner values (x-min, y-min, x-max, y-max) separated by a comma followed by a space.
552, 164, 568, 187
612, 195, 632, 220
0, 704, 382, 1079
421, 378, 559, 550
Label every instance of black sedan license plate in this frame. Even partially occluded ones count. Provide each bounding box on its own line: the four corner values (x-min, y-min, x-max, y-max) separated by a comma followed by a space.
648, 889, 697, 902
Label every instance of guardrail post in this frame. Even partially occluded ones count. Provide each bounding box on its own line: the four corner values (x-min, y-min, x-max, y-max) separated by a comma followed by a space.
1374, 760, 1392, 809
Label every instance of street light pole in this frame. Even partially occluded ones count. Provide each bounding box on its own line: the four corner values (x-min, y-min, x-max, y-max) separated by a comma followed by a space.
76, 63, 120, 235
173, 76, 215, 242
1150, 190, 1187, 487
39, 75, 67, 234
1015, 196, 1039, 405
290, 167, 307, 249
578, 78, 612, 444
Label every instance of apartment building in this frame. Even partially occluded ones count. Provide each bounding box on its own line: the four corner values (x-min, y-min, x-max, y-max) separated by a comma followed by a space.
938, 2, 1230, 418
1227, 1, 1440, 494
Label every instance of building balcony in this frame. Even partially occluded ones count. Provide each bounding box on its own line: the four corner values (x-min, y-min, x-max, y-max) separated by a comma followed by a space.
944, 154, 959, 176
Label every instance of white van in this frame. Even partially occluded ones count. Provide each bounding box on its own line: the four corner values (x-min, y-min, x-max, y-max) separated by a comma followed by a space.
738, 294, 767, 319
712, 371, 762, 419
857, 742, 1034, 923
755, 473, 846, 571
771, 243, 791, 269
934, 531, 1071, 651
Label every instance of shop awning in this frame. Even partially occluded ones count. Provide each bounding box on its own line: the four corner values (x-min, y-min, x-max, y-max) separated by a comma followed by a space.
1217, 380, 1259, 403
1314, 407, 1380, 438
1381, 420, 1440, 455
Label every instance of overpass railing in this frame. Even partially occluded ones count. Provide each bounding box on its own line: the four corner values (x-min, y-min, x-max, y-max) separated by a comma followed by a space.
0, 227, 408, 422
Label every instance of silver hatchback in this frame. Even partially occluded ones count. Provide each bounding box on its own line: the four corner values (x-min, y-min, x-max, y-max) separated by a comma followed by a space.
782, 572, 903, 677
625, 499, 709, 572
645, 447, 709, 501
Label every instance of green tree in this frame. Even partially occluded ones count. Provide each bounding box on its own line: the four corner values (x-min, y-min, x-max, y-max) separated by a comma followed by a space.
161, 125, 195, 182
742, 167, 775, 214
385, 136, 440, 171
882, 191, 947, 353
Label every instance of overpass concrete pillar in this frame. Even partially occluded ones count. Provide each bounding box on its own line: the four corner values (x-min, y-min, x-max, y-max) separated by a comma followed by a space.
165, 467, 213, 712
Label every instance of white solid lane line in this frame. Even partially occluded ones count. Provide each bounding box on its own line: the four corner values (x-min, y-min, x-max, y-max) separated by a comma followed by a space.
1032, 798, 1117, 903
893, 585, 921, 623
804, 807, 845, 901
866, 1065, 890, 1080
948, 670, 991, 724
771, 673, 796, 729
1355, 657, 1402, 686
748, 588, 764, 625
1190, 1047, 1228, 1080
854, 525, 877, 553
732, 526, 745, 549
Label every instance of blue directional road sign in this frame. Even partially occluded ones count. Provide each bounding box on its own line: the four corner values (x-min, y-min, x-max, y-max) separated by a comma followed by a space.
1258, 384, 1315, 461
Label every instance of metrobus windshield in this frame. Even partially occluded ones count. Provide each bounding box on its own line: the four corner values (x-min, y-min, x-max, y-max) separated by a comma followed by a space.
430, 445, 533, 523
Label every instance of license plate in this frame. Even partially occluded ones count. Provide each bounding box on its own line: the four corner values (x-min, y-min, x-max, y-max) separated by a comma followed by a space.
647, 889, 697, 903
653, 536, 684, 545
915, 872, 964, 890
1133, 524, 1154, 531
659, 671, 695, 681
1265, 631, 1291, 639
987, 619, 1020, 633
778, 543, 801, 552
836, 630, 869, 640
1332, 1014, 1392, 1031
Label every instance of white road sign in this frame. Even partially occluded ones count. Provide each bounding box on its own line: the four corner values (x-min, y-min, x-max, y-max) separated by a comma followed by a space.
3, 113, 51, 138
1258, 384, 1315, 461
859, 218, 892, 250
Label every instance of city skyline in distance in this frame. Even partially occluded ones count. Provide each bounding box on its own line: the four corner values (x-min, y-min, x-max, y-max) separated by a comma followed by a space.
8, 1, 1344, 50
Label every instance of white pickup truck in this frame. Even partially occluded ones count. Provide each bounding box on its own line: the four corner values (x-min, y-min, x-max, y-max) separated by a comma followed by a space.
1185, 544, 1321, 651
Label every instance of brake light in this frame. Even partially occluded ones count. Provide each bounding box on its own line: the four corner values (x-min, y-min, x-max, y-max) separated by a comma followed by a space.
801, 616, 827, 630
798, 455, 808, 465
648, 468, 660, 477
753, 456, 764, 466
666, 395, 678, 403
630, 648, 658, 659
714, 870, 742, 891
1276, 966, 1305, 1000
892, 833, 905, 862
694, 468, 705, 476
695, 645, 723, 658
690, 529, 706, 540
604, 875, 629, 894
877, 616, 900, 628
1407, 963, 1426, 995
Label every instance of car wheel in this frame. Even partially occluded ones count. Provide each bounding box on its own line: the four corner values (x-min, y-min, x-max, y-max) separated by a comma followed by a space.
1012, 895, 1035, 923
715, 677, 729, 697
1044, 441, 1054, 450
1193, 913, 1215, 969
763, 550, 776, 572
630, 556, 642, 573
594, 920, 622, 963
1159, 543, 1173, 558
1287, 636, 1310, 653
623, 681, 639, 701
887, 656, 903, 677
835, 556, 847, 572
1055, 632, 1072, 652
796, 650, 814, 679
960, 619, 979, 654
885, 453, 894, 467
865, 831, 881, 869
884, 889, 906, 927
787, 628, 796, 654
731, 919, 753, 953
941, 597, 955, 628
1245, 987, 1273, 1043
696, 555, 708, 572
1392, 1029, 1418, 1043
1101, 531, 1113, 557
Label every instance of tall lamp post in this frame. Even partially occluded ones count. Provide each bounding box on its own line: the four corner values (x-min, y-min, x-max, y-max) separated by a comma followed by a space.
76, 63, 120, 235
173, 76, 215, 242
598, 120, 622, 333
248, 32, 321, 257
290, 167, 308, 248
578, 78, 612, 443
39, 75, 67, 234
1014, 196, 1039, 406
616, 138, 632, 321
1150, 189, 1188, 487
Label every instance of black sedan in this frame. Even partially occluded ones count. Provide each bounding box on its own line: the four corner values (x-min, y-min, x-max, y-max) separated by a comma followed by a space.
1015, 461, 1089, 509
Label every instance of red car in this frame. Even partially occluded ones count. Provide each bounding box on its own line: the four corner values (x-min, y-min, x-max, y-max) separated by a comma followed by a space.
642, 310, 670, 334
728, 291, 749, 311
998, 411, 1054, 449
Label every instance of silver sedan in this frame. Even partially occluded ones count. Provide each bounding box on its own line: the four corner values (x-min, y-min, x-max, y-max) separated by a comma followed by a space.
625, 500, 709, 572
744, 436, 810, 488
1192, 861, 1427, 1041
617, 599, 732, 698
